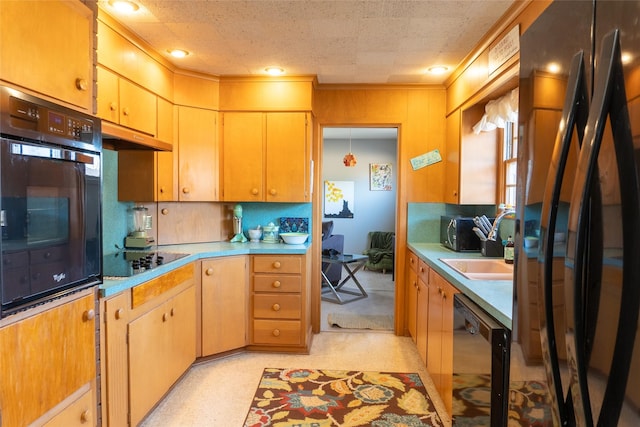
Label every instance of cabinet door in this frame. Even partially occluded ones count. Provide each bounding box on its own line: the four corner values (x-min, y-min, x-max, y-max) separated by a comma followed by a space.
166, 286, 197, 386
427, 274, 444, 391
0, 293, 96, 427
128, 302, 168, 426
119, 78, 157, 136
202, 256, 248, 356
265, 112, 308, 202
178, 106, 218, 201
416, 277, 429, 365
0, 1, 93, 110
444, 110, 461, 204
222, 112, 264, 201
97, 66, 119, 123
406, 262, 418, 341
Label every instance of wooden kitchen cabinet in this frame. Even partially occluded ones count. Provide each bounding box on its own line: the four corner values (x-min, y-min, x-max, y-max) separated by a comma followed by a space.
427, 268, 459, 415
406, 251, 418, 340
222, 112, 310, 202
177, 106, 219, 201
201, 256, 248, 356
97, 65, 158, 136
0, 0, 94, 111
0, 290, 97, 427
405, 250, 429, 365
445, 104, 498, 204
250, 254, 311, 352
99, 263, 196, 427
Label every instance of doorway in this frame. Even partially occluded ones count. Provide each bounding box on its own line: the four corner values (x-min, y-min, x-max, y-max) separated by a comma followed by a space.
320, 127, 398, 332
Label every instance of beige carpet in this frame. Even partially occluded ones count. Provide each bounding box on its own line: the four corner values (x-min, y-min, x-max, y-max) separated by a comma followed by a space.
327, 312, 394, 330
322, 267, 395, 332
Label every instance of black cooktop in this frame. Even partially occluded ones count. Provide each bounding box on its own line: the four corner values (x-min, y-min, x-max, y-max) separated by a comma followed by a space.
103, 251, 188, 277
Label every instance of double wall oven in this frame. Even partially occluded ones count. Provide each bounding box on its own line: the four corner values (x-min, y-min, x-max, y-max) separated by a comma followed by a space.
0, 86, 101, 318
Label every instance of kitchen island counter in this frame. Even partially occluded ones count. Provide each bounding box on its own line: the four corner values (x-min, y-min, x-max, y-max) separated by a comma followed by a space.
100, 241, 310, 298
408, 243, 513, 329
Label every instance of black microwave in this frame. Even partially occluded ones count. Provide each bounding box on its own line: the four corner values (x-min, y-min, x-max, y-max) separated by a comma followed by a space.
440, 216, 483, 252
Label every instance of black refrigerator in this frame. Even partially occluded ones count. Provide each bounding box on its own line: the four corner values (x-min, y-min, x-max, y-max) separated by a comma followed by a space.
513, 1, 640, 426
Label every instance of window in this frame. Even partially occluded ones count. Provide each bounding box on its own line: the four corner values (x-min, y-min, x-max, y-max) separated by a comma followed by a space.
502, 121, 518, 208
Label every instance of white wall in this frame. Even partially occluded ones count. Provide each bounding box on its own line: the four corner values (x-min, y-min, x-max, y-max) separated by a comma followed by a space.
322, 133, 397, 254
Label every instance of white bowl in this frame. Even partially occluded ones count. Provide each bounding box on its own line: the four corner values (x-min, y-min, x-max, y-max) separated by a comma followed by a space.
247, 228, 262, 242
280, 232, 309, 245
524, 236, 539, 248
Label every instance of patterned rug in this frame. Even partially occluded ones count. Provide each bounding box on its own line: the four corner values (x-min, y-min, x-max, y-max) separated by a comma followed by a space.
452, 373, 553, 426
243, 368, 444, 426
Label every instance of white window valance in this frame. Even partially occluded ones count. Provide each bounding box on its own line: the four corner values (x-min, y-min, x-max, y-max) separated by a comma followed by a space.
473, 88, 519, 134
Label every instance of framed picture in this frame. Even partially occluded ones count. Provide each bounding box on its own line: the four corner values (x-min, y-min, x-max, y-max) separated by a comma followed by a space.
370, 163, 392, 191
324, 180, 354, 218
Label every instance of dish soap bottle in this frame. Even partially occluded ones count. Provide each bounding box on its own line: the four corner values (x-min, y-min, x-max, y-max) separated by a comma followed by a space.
504, 236, 514, 264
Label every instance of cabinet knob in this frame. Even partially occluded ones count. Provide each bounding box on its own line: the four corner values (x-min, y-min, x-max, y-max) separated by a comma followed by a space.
160, 187, 166, 194
269, 188, 277, 196
272, 329, 281, 337
251, 188, 259, 195
80, 409, 91, 423
83, 309, 95, 321
109, 102, 117, 111
122, 107, 130, 116
206, 267, 214, 276
75, 78, 88, 91
170, 307, 175, 317
272, 280, 281, 288
272, 303, 280, 312
182, 187, 190, 194
161, 208, 169, 215
162, 312, 168, 322
272, 261, 281, 269
115, 308, 124, 320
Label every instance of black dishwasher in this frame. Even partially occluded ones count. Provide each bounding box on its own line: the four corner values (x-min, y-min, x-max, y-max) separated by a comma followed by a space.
452, 293, 510, 426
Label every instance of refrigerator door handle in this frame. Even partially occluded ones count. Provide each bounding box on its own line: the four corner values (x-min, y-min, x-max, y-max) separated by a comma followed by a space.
539, 49, 589, 426
566, 29, 640, 426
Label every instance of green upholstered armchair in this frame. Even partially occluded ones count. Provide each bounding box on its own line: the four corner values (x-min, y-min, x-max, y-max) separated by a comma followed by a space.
363, 231, 395, 274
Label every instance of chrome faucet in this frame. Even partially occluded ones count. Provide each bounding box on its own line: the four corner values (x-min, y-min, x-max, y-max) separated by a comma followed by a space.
487, 209, 515, 241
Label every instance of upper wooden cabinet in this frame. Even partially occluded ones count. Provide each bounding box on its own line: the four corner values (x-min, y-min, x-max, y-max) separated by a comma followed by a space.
222, 112, 310, 202
97, 66, 158, 136
0, 0, 94, 111
444, 104, 498, 205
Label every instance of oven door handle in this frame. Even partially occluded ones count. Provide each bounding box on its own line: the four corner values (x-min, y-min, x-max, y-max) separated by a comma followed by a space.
9, 141, 95, 165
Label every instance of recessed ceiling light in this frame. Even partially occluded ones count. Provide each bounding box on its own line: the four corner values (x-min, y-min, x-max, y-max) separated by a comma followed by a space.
168, 49, 190, 58
265, 67, 285, 76
108, 0, 139, 13
547, 62, 561, 74
427, 66, 449, 75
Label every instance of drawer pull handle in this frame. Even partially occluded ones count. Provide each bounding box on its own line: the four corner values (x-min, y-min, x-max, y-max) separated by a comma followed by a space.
171, 307, 175, 317
272, 303, 280, 311
75, 78, 88, 91
269, 188, 277, 196
272, 329, 281, 337
83, 309, 95, 321
162, 312, 168, 322
161, 208, 169, 215
115, 308, 124, 320
182, 187, 190, 194
273, 261, 281, 269
206, 267, 214, 276
80, 409, 91, 423
272, 280, 281, 288
251, 188, 259, 195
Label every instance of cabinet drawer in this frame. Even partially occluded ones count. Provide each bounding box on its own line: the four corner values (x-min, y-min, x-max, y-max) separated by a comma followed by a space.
253, 295, 301, 319
31, 245, 65, 264
43, 388, 94, 427
408, 251, 418, 272
253, 319, 302, 345
417, 259, 429, 284
253, 275, 301, 293
253, 256, 301, 274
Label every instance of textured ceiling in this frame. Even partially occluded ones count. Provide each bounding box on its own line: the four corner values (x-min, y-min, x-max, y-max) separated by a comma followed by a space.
99, 0, 515, 85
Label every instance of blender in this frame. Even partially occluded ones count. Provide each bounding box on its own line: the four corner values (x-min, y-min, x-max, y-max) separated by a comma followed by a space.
125, 205, 154, 249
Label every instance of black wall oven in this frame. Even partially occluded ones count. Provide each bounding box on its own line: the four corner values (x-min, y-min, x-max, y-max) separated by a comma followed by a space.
0, 86, 101, 318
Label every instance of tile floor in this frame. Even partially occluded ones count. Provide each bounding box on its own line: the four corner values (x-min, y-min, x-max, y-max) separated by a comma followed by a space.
139, 331, 451, 427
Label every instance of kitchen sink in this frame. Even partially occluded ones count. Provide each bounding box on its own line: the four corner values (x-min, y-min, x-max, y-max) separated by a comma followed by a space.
439, 258, 514, 281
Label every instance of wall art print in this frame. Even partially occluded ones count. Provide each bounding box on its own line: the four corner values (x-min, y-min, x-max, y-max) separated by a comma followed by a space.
370, 163, 392, 191
324, 180, 354, 218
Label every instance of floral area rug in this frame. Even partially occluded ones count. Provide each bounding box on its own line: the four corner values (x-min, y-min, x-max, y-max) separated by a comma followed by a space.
243, 368, 444, 426
452, 373, 553, 426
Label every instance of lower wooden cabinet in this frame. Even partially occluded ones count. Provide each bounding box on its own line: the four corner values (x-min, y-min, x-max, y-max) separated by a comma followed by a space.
405, 250, 429, 364
0, 289, 96, 427
250, 254, 311, 352
201, 256, 248, 356
427, 268, 459, 415
100, 263, 196, 426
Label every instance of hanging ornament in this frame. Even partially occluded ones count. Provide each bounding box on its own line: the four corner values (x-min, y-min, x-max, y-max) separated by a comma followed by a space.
343, 129, 357, 167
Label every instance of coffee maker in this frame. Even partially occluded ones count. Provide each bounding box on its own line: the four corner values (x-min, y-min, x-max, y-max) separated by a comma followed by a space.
125, 206, 154, 249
